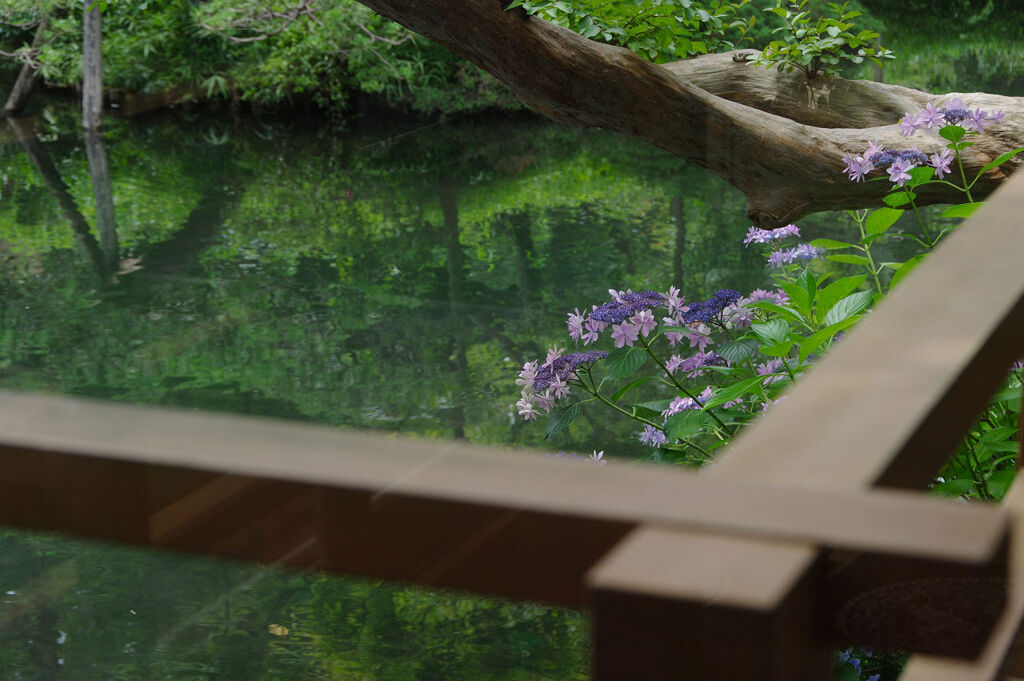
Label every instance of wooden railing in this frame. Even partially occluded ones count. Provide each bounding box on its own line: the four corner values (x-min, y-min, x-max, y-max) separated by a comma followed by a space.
3, 171, 1024, 679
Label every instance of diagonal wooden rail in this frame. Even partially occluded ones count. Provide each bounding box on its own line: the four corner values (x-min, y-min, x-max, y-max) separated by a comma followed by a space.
2, 173, 1024, 678
587, 169, 1024, 678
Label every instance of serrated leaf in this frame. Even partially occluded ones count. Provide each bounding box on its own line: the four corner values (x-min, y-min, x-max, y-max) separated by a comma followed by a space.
939, 125, 966, 143
977, 147, 1024, 179
811, 238, 854, 250
932, 478, 973, 497
544, 402, 581, 439
760, 339, 794, 357
718, 338, 760, 364
611, 376, 656, 402
816, 275, 867, 321
883, 191, 915, 207
752, 319, 789, 345
907, 166, 935, 186
603, 346, 647, 379
779, 282, 808, 311
987, 468, 1017, 500
633, 398, 673, 413
664, 410, 709, 442
631, 405, 662, 421
797, 268, 817, 307
941, 202, 983, 219
746, 301, 806, 325
889, 254, 925, 288
798, 315, 860, 363
827, 254, 872, 266
865, 207, 904, 235
702, 376, 766, 410
823, 290, 873, 326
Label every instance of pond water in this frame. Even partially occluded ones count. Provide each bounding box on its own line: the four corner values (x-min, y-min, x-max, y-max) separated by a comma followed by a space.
0, 99, 781, 679
0, 32, 1019, 675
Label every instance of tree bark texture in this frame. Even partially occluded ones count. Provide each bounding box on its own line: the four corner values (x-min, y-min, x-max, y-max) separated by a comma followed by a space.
3, 17, 49, 116
84, 130, 119, 273
355, 0, 1024, 225
82, 3, 103, 131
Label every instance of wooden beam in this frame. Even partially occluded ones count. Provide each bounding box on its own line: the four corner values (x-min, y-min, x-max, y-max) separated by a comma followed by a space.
710, 170, 1024, 491
0, 389, 1007, 610
587, 169, 1024, 673
900, 481, 1024, 680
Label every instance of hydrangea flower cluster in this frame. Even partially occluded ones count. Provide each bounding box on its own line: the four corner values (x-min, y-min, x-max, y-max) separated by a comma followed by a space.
743, 224, 800, 245
767, 243, 826, 268
900, 98, 1004, 137
515, 350, 607, 421
842, 98, 1005, 186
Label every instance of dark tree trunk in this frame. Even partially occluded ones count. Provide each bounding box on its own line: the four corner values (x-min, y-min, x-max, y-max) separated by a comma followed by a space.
82, 2, 103, 131
3, 17, 49, 116
440, 181, 468, 440
83, 130, 119, 273
7, 117, 105, 274
354, 0, 1024, 225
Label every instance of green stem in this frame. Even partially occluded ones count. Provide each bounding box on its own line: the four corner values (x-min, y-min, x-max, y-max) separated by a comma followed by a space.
638, 335, 733, 434
853, 211, 884, 295
956, 150, 975, 202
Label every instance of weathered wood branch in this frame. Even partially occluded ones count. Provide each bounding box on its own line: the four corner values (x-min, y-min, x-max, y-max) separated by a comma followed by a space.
355, 0, 1024, 225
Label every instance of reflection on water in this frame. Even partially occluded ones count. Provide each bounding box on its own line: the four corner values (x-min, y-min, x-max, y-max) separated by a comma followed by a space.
0, 105, 769, 679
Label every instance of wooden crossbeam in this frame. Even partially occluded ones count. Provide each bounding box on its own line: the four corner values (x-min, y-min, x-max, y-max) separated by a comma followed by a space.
899, 479, 1024, 680
0, 388, 1007, 609
587, 169, 1024, 679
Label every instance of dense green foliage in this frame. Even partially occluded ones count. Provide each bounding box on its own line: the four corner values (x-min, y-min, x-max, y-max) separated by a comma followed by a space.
0, 0, 1021, 117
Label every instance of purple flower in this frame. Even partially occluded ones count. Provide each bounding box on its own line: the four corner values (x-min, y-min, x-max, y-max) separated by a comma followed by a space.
531, 351, 608, 392
685, 323, 712, 351
930, 149, 953, 179
899, 111, 921, 137
842, 154, 873, 182
631, 310, 657, 338
567, 308, 585, 342
743, 224, 801, 246
516, 361, 538, 389
582, 318, 603, 345
869, 150, 896, 166
723, 303, 753, 328
639, 425, 668, 447
887, 157, 914, 186
663, 320, 684, 346
757, 359, 785, 385
863, 140, 883, 159
867, 676, 880, 681
589, 290, 666, 325
611, 322, 640, 348
665, 286, 685, 315
964, 108, 990, 133
661, 395, 697, 418
678, 351, 723, 376
747, 288, 789, 306
665, 354, 684, 373
516, 397, 538, 421
682, 290, 741, 324
896, 149, 929, 165
767, 244, 825, 268
917, 102, 944, 130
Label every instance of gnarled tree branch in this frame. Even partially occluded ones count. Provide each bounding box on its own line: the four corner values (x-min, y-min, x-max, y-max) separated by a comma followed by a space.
355, 0, 1024, 225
